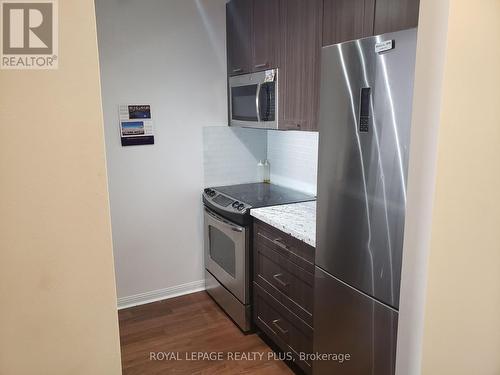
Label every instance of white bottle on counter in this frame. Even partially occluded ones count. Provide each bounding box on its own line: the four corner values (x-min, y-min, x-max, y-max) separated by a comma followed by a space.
263, 159, 271, 183
257, 160, 265, 182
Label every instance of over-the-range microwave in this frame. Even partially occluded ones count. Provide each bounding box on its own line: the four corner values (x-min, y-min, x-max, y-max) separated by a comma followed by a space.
229, 69, 278, 129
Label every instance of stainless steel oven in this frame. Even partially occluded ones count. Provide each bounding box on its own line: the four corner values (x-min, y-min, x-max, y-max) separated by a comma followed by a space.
202, 183, 315, 332
229, 69, 278, 129
204, 207, 251, 331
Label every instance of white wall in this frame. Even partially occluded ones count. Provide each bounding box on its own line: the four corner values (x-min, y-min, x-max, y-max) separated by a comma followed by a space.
398, 1, 500, 374
267, 130, 318, 195
203, 126, 267, 187
203, 128, 318, 194
395, 0, 450, 373
0, 1, 122, 373
95, 0, 228, 303
419, 0, 500, 373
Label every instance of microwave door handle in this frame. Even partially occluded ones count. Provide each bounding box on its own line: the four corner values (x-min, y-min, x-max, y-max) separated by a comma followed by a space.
255, 83, 261, 122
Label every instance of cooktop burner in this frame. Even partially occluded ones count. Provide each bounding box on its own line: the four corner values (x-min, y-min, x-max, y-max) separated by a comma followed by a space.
203, 183, 315, 226
213, 183, 315, 208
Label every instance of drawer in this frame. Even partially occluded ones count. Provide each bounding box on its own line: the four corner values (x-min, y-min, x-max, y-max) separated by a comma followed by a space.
254, 220, 315, 273
254, 282, 313, 374
254, 239, 314, 324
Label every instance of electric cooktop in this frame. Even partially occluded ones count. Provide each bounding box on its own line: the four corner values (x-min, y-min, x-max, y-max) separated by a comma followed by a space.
202, 183, 316, 226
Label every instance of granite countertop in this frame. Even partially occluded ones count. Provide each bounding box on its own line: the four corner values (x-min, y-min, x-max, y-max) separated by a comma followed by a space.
250, 201, 316, 247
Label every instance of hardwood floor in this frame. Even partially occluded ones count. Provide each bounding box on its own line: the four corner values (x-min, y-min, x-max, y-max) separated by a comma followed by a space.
119, 291, 294, 375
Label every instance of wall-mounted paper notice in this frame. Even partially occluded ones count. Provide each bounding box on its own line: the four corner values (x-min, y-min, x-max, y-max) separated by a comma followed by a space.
119, 104, 154, 146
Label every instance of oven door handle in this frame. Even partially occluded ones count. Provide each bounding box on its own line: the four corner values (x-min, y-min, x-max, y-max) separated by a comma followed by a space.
205, 208, 244, 233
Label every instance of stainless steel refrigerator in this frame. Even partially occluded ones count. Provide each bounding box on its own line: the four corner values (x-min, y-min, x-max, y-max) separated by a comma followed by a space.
314, 29, 417, 374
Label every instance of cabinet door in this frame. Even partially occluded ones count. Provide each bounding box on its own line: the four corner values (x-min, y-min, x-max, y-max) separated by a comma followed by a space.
252, 0, 280, 71
373, 0, 420, 35
322, 0, 375, 46
278, 0, 322, 131
226, 0, 252, 76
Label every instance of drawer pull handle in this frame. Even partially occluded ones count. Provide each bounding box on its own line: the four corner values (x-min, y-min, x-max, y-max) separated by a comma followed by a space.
273, 237, 290, 250
255, 62, 268, 69
232, 67, 243, 73
272, 319, 289, 336
273, 273, 289, 289
257, 232, 290, 250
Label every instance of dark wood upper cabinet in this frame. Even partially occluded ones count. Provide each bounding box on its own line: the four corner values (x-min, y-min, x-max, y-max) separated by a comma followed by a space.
226, 0, 252, 76
278, 0, 322, 131
322, 0, 420, 45
226, 0, 420, 130
227, 0, 279, 74
373, 0, 420, 35
252, 0, 280, 71
322, 0, 375, 46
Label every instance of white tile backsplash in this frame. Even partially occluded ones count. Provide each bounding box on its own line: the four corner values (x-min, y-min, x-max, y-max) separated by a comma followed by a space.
203, 126, 267, 187
203, 127, 318, 195
267, 131, 319, 195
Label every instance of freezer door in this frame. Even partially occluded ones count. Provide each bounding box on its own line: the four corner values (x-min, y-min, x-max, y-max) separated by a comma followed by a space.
314, 266, 398, 375
316, 29, 417, 309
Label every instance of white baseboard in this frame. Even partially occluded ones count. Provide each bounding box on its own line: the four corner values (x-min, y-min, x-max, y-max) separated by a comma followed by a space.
117, 280, 205, 310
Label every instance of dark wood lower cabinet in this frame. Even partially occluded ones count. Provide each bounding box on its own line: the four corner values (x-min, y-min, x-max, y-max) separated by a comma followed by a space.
253, 220, 315, 374
254, 283, 313, 374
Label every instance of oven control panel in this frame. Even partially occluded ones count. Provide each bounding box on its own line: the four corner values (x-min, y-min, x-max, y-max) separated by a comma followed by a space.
203, 188, 250, 214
